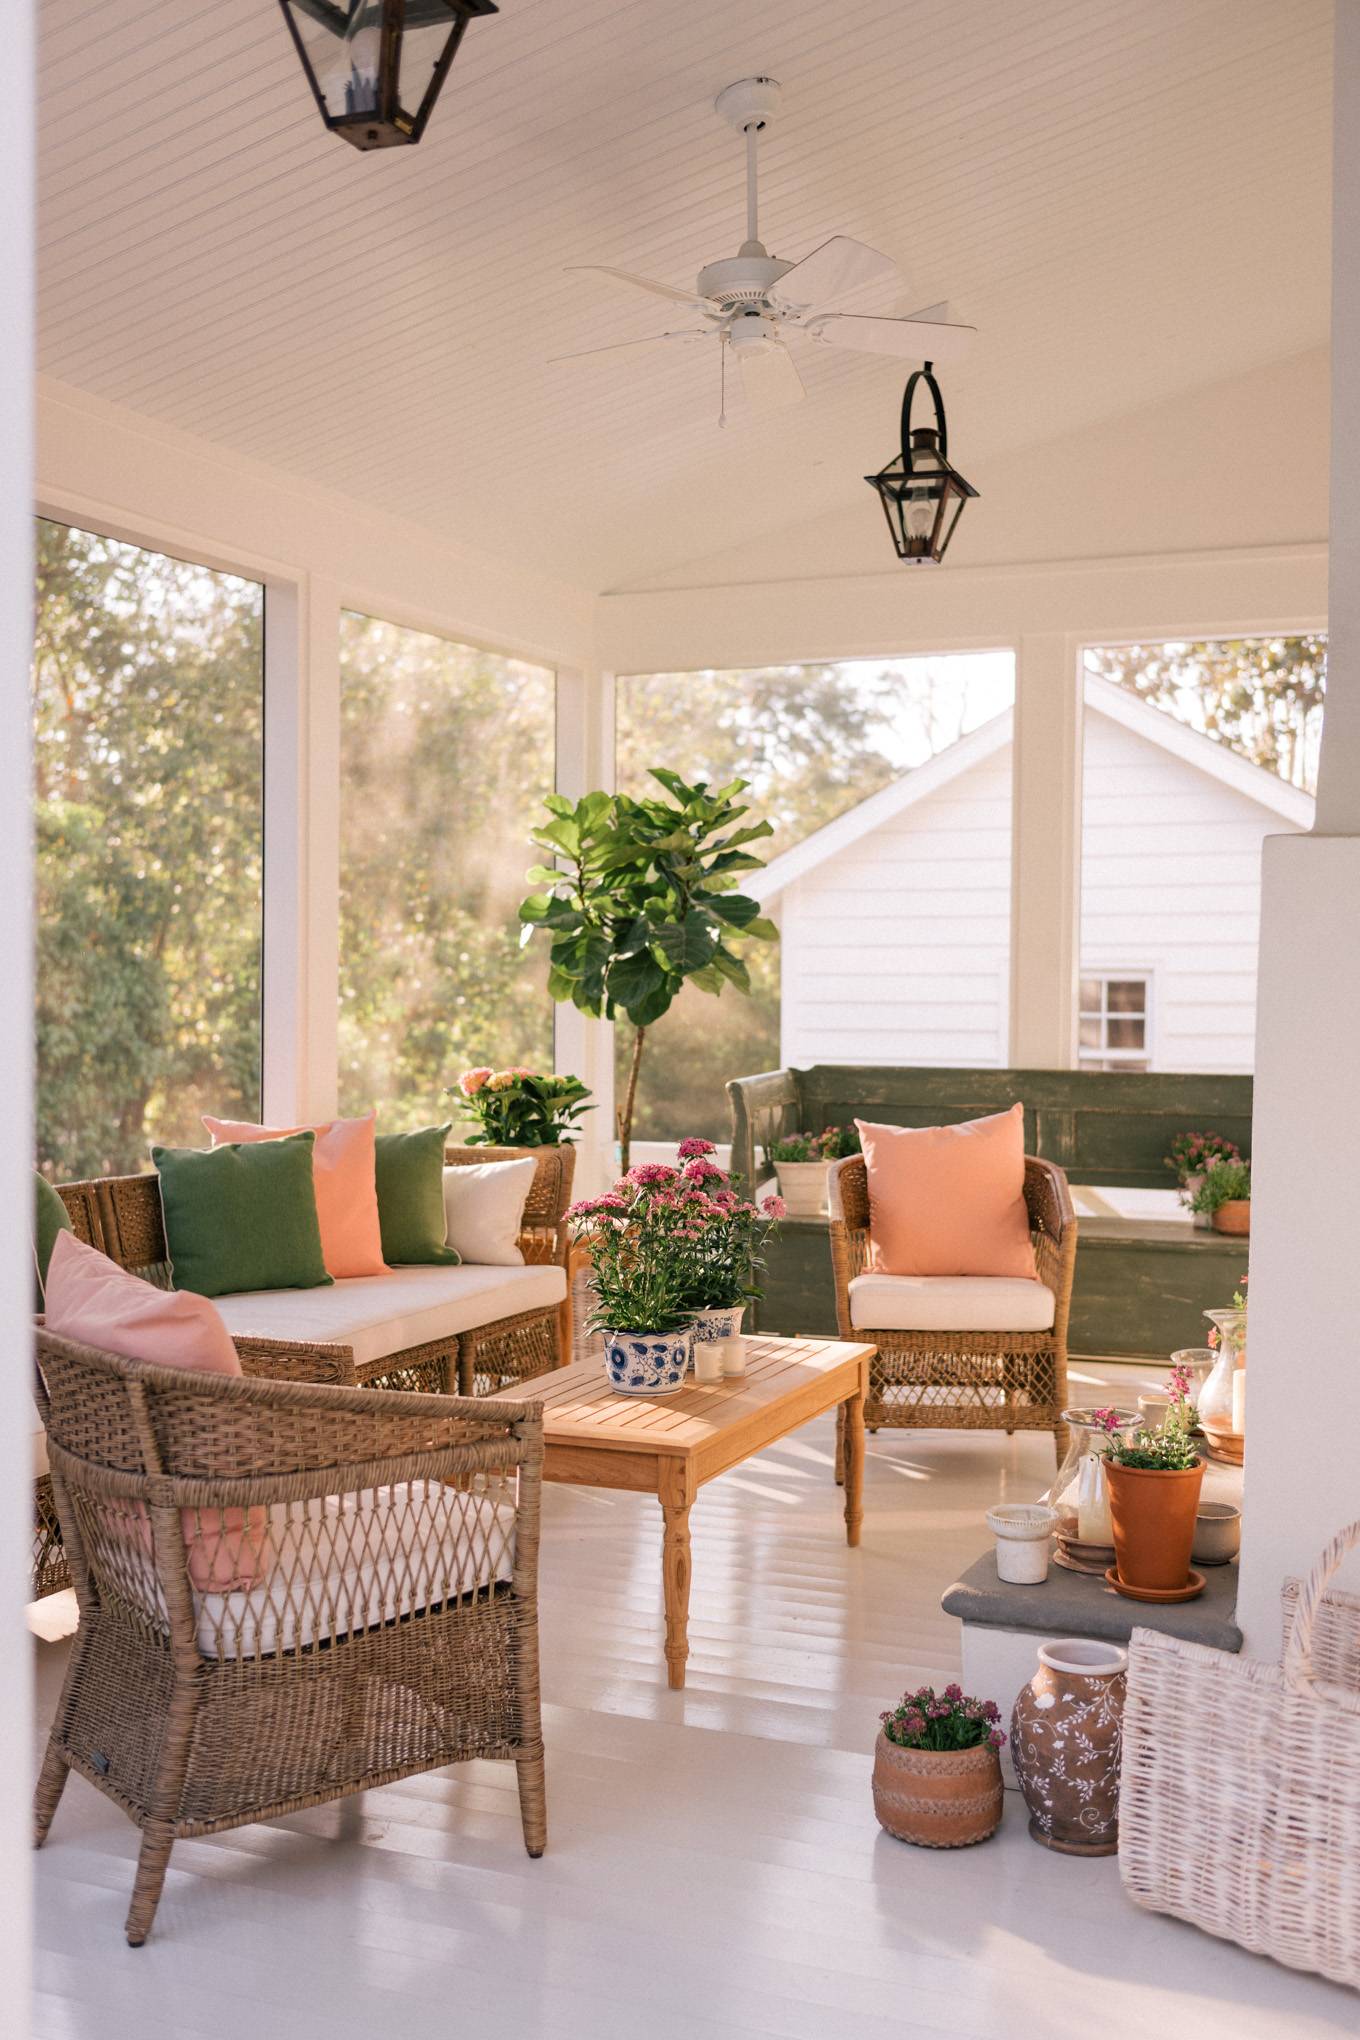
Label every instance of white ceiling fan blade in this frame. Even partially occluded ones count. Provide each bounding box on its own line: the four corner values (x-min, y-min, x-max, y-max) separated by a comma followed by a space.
768, 235, 902, 317
738, 340, 805, 414
550, 329, 710, 364
566, 264, 717, 317
806, 312, 977, 363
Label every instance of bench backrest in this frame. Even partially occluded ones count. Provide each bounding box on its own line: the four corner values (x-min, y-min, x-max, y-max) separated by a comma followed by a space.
728, 1065, 1253, 1192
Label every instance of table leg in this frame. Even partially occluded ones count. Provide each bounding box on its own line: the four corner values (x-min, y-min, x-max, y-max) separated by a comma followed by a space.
842, 1387, 865, 1547
658, 1459, 693, 1690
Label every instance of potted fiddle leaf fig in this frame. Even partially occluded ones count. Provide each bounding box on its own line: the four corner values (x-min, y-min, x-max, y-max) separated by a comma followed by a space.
518, 772, 776, 1172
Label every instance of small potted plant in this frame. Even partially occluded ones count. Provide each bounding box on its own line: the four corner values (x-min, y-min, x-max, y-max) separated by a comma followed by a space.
873, 1682, 1006, 1848
1189, 1157, 1251, 1236
1165, 1130, 1241, 1227
671, 1138, 783, 1365
766, 1124, 861, 1218
1094, 1362, 1204, 1598
567, 1165, 700, 1396
451, 1066, 593, 1148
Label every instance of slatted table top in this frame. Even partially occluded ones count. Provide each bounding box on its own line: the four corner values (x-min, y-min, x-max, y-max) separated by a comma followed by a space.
497, 1335, 874, 1459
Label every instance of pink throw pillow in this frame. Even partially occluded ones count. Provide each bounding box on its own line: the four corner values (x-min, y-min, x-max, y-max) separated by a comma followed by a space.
203, 1110, 387, 1279
855, 1106, 1037, 1280
44, 1231, 271, 1593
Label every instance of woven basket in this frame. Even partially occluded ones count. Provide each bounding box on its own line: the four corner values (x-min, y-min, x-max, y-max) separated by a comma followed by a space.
1119, 1519, 1360, 1990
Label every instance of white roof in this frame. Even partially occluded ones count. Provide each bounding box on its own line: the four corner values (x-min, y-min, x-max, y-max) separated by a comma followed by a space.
750, 674, 1316, 904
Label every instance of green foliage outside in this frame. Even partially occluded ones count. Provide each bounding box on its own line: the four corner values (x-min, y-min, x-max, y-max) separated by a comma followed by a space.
1086, 636, 1326, 793
337, 613, 554, 1126
34, 521, 264, 1178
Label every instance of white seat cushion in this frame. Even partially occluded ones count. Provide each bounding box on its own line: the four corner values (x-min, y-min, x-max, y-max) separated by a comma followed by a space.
848, 1273, 1056, 1333
214, 1263, 566, 1368
144, 1482, 515, 1657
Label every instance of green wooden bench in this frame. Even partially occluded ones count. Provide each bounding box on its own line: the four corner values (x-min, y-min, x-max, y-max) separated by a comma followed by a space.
727, 1066, 1252, 1361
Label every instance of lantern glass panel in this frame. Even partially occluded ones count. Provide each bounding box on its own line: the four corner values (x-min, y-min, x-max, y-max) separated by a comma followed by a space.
397, 10, 466, 124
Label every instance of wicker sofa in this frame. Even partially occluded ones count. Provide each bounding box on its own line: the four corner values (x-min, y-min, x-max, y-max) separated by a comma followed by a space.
828, 1151, 1078, 1464
34, 1326, 546, 1944
31, 1142, 574, 1599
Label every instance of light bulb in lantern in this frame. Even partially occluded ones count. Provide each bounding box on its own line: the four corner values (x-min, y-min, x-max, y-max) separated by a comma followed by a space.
344, 23, 382, 114
905, 488, 937, 544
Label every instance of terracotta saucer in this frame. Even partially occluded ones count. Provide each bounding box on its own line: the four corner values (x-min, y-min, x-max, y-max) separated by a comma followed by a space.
1104, 1565, 1205, 1604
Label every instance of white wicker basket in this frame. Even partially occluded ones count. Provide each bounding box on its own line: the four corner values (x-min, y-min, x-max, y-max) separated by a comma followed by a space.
1119, 1519, 1360, 1990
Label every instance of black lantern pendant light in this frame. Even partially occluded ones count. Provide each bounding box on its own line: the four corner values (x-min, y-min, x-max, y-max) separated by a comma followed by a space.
865, 364, 978, 564
278, 1, 498, 151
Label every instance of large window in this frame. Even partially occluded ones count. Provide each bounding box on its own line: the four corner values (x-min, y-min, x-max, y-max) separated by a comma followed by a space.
338, 615, 554, 1125
1080, 636, 1322, 1074
615, 653, 1015, 1141
33, 519, 264, 1178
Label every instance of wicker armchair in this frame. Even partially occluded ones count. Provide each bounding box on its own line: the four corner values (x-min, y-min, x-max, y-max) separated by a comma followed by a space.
828, 1153, 1078, 1464
33, 1327, 546, 1945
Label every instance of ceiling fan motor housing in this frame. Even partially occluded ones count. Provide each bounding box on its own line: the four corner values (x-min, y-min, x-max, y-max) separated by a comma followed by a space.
696, 251, 793, 308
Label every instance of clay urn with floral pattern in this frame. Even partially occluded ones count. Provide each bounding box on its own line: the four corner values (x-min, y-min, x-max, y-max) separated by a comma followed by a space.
1010, 1638, 1128, 1855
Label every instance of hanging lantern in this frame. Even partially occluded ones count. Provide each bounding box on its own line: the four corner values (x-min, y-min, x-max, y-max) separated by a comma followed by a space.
865, 364, 978, 564
278, 1, 498, 151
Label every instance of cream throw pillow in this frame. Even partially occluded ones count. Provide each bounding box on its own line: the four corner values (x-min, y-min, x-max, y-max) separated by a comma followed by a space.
441, 1157, 536, 1267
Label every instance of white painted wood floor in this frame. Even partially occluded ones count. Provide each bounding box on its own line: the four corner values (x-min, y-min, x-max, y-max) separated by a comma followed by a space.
30, 1362, 1356, 2039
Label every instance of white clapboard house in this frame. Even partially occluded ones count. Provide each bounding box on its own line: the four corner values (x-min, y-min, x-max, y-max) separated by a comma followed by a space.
751, 675, 1315, 1074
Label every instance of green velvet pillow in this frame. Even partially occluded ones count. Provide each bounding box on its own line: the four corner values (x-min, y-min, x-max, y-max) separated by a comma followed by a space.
34, 1171, 74, 1310
374, 1124, 460, 1266
151, 1132, 333, 1298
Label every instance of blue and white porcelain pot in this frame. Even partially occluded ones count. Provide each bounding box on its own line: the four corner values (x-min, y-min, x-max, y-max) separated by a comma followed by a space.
689, 1305, 745, 1345
602, 1327, 694, 1397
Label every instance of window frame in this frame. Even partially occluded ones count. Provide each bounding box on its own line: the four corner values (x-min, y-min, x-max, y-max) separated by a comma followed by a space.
1077, 967, 1155, 1071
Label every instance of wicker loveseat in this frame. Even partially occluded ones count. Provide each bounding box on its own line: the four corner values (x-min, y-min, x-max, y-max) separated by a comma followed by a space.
30, 1143, 574, 1599
828, 1152, 1078, 1464
33, 1327, 546, 1944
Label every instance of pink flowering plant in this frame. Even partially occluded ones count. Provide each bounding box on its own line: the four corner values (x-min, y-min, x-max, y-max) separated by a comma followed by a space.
567, 1139, 784, 1331
1091, 1362, 1199, 1471
767, 1124, 862, 1165
1166, 1129, 1241, 1190
451, 1067, 593, 1148
880, 1682, 1006, 1753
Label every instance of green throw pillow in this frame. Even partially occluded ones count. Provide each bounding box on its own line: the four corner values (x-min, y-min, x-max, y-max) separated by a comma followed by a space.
374, 1124, 460, 1265
151, 1132, 333, 1299
34, 1171, 74, 1310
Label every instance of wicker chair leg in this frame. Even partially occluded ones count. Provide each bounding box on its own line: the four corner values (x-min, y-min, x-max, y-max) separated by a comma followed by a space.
516, 1751, 548, 1858
33, 1743, 69, 1846
125, 1822, 176, 1947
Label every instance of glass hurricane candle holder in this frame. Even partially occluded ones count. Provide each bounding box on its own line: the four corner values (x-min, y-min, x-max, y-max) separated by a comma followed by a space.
1044, 1407, 1140, 1574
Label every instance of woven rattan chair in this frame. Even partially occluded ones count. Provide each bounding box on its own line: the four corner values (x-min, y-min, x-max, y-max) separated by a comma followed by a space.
33, 1326, 546, 1945
828, 1153, 1077, 1465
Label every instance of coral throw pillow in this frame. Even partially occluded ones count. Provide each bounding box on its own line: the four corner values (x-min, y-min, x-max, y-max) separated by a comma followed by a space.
203, 1110, 387, 1280
43, 1230, 270, 1592
855, 1106, 1037, 1280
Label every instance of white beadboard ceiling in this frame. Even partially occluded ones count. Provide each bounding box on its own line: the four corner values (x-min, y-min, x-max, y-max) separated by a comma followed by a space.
37, 0, 1332, 595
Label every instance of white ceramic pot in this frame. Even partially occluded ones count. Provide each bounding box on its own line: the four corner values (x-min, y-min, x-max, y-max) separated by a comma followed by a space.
602, 1328, 693, 1397
986, 1504, 1057, 1584
1193, 1500, 1242, 1566
773, 1159, 831, 1218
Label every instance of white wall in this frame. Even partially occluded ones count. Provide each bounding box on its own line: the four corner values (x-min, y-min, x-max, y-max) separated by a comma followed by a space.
1, 4, 34, 2026
772, 706, 1307, 1077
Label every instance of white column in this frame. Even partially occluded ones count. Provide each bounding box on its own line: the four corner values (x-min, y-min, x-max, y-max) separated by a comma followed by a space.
1008, 633, 1082, 1067
0, 1, 34, 2024
554, 664, 615, 1194
1236, 0, 1360, 1652
262, 573, 341, 1124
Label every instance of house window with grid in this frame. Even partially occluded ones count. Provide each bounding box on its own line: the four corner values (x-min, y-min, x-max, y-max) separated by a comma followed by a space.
1078, 974, 1151, 1071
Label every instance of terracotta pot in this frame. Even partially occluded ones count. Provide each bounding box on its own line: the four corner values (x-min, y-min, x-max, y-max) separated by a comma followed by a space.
1011, 1639, 1127, 1855
1212, 1199, 1251, 1235
871, 1732, 1003, 1849
1105, 1458, 1205, 1592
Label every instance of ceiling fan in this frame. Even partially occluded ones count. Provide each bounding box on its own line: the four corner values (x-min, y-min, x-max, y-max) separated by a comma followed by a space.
556, 76, 976, 423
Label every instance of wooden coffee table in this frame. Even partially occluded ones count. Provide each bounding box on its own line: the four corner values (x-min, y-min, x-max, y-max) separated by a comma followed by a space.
498, 1335, 874, 1688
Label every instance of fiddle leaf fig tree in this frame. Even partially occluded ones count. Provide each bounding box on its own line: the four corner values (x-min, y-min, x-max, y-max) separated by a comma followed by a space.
519, 771, 776, 1171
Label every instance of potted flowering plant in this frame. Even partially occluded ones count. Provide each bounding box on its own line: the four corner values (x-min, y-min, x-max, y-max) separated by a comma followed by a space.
872, 1682, 1006, 1848
672, 1137, 784, 1346
1094, 1360, 1204, 1597
451, 1067, 593, 1148
1165, 1130, 1242, 1226
765, 1124, 861, 1218
566, 1166, 703, 1396
1189, 1157, 1251, 1236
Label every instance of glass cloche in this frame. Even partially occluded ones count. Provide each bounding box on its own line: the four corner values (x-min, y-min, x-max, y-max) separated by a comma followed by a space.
1044, 1406, 1140, 1574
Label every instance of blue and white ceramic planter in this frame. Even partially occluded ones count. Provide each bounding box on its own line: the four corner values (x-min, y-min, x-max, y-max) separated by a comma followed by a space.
602, 1327, 694, 1397
690, 1305, 745, 1345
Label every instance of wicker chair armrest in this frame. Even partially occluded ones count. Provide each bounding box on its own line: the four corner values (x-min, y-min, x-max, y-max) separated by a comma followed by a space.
828, 1154, 870, 1229
1023, 1155, 1076, 1246
518, 1224, 567, 1267
232, 1336, 356, 1388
